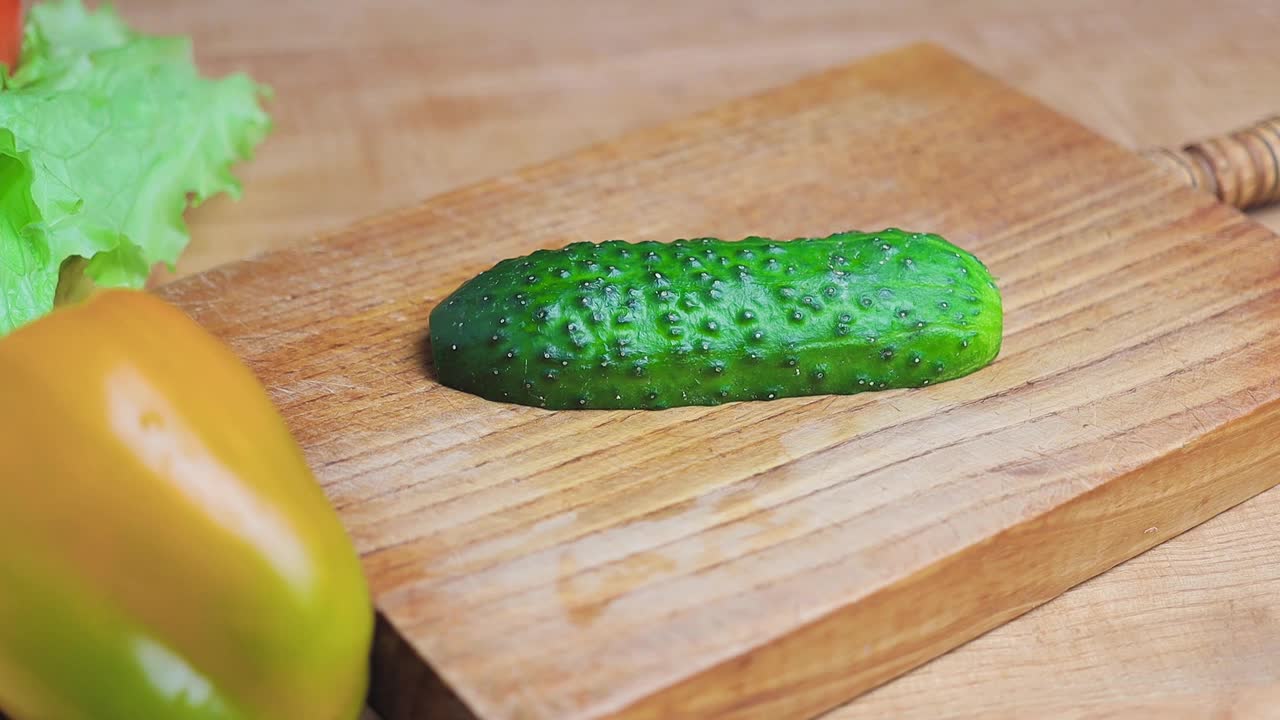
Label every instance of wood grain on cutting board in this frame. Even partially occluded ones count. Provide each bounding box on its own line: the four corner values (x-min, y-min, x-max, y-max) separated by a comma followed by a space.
124, 1, 1280, 716
157, 43, 1280, 720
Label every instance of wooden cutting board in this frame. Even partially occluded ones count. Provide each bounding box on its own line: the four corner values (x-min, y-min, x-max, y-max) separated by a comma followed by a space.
156, 43, 1280, 720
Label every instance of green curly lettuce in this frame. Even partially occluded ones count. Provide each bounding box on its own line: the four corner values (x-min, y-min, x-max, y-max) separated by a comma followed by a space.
0, 0, 270, 335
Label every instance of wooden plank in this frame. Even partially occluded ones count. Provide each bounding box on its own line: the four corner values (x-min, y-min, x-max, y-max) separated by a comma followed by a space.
124, 1, 1280, 716
131, 0, 1280, 280
156, 44, 1280, 719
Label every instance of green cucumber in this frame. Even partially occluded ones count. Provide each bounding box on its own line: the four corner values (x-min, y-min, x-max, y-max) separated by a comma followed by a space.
430, 229, 1002, 410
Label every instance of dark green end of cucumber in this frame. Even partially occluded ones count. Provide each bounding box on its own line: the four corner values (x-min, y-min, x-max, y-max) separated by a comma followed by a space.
430, 229, 1002, 410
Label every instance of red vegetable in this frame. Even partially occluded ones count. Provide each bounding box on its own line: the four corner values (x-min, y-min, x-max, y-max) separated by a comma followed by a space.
0, 0, 20, 71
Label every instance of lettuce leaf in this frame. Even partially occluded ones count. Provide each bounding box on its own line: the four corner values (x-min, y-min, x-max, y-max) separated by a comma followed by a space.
0, 0, 270, 335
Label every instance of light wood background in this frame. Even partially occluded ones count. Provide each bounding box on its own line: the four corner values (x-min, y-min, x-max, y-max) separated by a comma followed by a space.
121, 1, 1280, 717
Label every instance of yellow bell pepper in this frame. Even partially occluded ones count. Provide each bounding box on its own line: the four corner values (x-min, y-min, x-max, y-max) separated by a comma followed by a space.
0, 289, 372, 720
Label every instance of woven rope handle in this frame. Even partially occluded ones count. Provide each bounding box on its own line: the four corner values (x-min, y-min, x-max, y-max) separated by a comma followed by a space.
1141, 115, 1280, 211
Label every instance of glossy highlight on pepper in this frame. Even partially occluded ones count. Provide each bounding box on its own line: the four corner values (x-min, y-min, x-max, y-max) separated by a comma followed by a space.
0, 289, 372, 720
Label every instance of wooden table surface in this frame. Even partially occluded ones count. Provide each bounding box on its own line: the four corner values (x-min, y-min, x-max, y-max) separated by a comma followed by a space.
124, 1, 1280, 717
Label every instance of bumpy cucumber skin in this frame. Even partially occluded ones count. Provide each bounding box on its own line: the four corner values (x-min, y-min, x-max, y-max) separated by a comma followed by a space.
430, 229, 1002, 410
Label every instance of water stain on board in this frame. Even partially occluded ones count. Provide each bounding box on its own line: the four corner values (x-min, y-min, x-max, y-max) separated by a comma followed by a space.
558, 550, 678, 626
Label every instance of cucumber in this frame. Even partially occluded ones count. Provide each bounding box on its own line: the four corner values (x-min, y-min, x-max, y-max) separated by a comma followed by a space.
430, 229, 1002, 410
